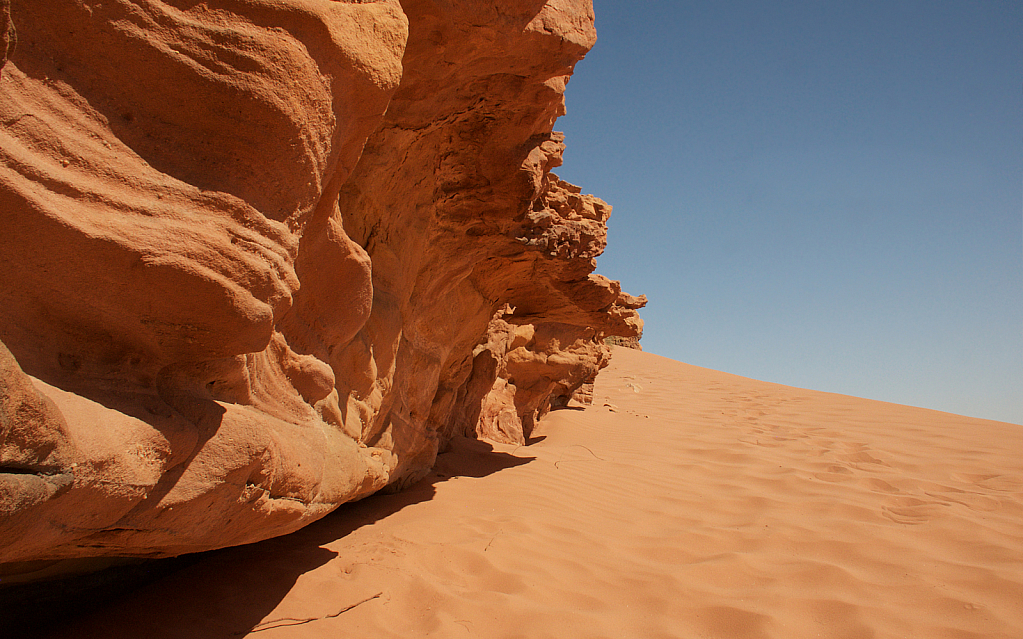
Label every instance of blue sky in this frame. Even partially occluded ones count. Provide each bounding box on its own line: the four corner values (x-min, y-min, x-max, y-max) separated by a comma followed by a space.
556, 0, 1022, 424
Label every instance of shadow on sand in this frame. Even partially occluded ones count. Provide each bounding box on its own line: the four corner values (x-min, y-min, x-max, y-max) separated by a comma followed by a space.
3, 437, 533, 638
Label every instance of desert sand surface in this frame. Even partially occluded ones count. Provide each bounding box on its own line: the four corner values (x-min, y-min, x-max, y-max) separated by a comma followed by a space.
38, 347, 1023, 639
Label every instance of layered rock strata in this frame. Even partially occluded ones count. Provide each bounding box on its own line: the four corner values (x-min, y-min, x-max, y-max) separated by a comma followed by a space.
0, 0, 642, 572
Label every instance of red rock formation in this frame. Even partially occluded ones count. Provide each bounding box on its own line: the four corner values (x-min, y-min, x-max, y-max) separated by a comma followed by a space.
0, 0, 642, 573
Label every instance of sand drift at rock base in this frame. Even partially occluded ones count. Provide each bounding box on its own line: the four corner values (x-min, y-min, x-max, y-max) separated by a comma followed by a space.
27, 347, 1023, 639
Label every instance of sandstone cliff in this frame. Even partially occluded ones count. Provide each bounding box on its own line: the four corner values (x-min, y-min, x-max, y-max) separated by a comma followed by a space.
0, 0, 642, 574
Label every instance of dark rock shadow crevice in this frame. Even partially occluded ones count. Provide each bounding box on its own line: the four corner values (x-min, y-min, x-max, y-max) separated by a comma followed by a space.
2, 437, 532, 638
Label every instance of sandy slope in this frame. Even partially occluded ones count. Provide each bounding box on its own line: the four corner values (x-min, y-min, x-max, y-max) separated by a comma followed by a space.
41, 347, 1023, 638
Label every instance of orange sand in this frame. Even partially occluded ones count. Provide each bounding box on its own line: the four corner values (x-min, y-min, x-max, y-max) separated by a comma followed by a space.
45, 348, 1023, 638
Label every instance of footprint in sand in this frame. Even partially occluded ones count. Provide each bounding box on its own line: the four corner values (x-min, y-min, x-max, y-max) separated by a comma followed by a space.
924, 490, 1001, 512
881, 497, 950, 525
738, 436, 790, 448
915, 481, 1003, 512
860, 477, 902, 494
813, 465, 857, 483
838, 450, 891, 469
950, 473, 1023, 493
828, 442, 891, 468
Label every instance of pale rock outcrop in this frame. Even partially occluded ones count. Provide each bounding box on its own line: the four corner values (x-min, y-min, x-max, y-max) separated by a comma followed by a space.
0, 0, 642, 575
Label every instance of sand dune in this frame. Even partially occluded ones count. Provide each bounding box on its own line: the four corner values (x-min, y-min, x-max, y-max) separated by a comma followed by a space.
39, 347, 1023, 638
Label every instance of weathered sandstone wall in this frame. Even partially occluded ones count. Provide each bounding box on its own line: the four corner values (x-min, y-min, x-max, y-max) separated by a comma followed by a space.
0, 0, 642, 573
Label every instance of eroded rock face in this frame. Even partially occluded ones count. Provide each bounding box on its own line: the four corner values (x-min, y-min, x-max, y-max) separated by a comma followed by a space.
0, 0, 642, 571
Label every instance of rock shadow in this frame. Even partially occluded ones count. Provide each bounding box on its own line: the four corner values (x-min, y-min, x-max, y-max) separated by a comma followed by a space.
13, 437, 532, 638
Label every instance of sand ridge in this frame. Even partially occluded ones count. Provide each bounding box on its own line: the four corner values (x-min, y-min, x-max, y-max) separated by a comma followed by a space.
40, 347, 1023, 638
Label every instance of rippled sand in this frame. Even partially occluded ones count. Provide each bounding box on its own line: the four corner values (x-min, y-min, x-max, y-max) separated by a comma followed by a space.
45, 347, 1023, 638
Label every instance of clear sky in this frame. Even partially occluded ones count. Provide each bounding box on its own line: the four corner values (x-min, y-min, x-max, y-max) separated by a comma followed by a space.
555, 0, 1022, 424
